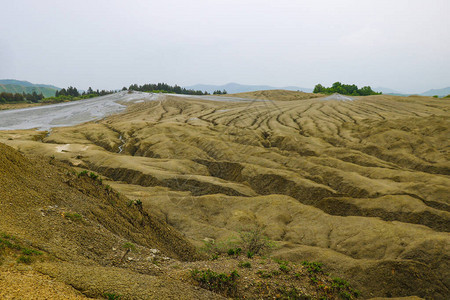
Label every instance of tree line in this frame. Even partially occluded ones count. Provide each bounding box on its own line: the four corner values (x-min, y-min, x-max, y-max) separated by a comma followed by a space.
313, 82, 381, 96
56, 86, 115, 98
127, 83, 209, 95
0, 91, 45, 103
1, 82, 233, 105
213, 90, 228, 95
45, 86, 115, 103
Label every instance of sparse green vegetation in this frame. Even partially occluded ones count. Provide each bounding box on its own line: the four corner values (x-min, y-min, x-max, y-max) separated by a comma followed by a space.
332, 277, 349, 288
104, 292, 121, 300
256, 270, 272, 278
22, 248, 42, 256
78, 170, 88, 177
331, 277, 360, 298
238, 261, 251, 268
191, 269, 240, 297
0, 237, 21, 250
64, 212, 83, 222
279, 262, 290, 273
278, 286, 311, 299
227, 247, 241, 256
134, 199, 143, 210
0, 233, 42, 258
17, 255, 32, 264
89, 172, 99, 180
77, 170, 104, 185
302, 261, 324, 274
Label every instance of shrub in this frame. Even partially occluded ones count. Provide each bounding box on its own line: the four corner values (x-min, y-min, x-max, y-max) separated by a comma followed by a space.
227, 248, 241, 256
191, 269, 239, 297
239, 226, 275, 255
122, 242, 136, 252
247, 251, 254, 259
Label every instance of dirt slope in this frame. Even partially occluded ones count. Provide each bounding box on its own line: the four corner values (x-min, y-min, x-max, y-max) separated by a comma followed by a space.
0, 91, 449, 298
0, 142, 221, 299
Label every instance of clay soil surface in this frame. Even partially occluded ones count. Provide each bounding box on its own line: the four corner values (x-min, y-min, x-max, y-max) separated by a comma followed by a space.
0, 90, 448, 299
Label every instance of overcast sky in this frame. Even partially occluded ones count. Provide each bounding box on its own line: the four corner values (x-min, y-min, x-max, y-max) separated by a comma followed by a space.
1, 0, 449, 93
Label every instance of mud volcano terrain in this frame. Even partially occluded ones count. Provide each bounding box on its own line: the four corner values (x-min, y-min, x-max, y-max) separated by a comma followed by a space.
1, 90, 449, 298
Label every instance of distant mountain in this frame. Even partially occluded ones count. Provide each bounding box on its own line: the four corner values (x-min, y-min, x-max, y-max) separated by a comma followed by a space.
0, 79, 60, 97
420, 87, 450, 97
374, 86, 404, 94
184, 82, 312, 94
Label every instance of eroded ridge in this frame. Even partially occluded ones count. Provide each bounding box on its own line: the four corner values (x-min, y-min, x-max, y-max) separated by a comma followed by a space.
1, 91, 449, 298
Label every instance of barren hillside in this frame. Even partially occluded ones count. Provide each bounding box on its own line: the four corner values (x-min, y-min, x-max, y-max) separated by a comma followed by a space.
1, 90, 449, 298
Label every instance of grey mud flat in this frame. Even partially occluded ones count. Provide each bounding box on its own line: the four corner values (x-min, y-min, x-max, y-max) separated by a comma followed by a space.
0, 92, 265, 131
0, 91, 163, 131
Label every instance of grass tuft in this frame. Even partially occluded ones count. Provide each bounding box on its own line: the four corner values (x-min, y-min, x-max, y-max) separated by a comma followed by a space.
191, 269, 239, 297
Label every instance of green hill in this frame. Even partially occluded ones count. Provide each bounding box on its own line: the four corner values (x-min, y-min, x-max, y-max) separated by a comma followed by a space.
0, 79, 60, 97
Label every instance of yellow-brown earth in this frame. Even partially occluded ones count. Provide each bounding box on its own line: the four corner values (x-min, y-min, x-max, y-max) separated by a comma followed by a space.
0, 90, 448, 299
